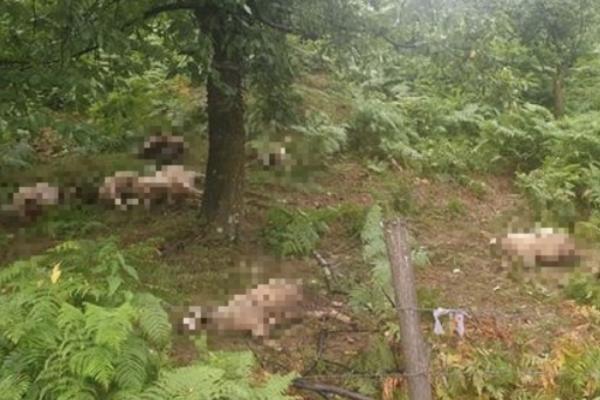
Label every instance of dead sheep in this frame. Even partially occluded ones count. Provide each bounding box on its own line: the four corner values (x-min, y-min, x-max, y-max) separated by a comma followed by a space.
181, 278, 303, 338
1, 182, 60, 221
137, 165, 201, 207
98, 166, 201, 210
490, 229, 580, 271
140, 135, 186, 166
98, 171, 141, 210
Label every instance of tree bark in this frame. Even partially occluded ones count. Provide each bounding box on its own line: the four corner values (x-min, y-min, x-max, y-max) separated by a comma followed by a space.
195, 9, 246, 239
553, 65, 566, 118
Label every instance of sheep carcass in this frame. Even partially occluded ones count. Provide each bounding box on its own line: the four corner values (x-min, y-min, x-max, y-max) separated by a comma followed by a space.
182, 278, 303, 338
98, 171, 141, 210
98, 166, 201, 210
491, 230, 579, 270
137, 165, 201, 207
5, 183, 60, 220
140, 135, 185, 166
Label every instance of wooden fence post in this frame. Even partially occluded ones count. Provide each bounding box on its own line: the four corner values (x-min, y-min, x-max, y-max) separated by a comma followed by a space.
383, 218, 432, 400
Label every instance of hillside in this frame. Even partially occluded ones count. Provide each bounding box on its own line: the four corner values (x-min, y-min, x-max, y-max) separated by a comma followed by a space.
1, 76, 598, 399
2, 1, 600, 398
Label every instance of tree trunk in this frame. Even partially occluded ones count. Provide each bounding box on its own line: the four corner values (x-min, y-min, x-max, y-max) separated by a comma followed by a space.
553, 66, 566, 118
196, 10, 246, 240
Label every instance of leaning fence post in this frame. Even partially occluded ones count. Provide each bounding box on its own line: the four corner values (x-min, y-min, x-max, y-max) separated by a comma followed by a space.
383, 219, 432, 400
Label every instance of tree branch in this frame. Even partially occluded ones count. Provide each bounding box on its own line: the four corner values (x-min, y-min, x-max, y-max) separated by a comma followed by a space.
246, 0, 320, 40
1, 1, 199, 71
142, 1, 200, 20
0, 58, 30, 67
292, 379, 374, 400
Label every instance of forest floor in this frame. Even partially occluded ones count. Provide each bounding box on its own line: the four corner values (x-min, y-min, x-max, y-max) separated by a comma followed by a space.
1, 145, 598, 398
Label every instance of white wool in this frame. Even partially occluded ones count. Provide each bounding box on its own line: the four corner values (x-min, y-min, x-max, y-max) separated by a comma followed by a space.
208, 278, 303, 337
498, 230, 577, 268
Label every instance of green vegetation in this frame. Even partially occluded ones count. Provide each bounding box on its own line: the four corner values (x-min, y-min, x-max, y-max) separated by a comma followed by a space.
0, 240, 295, 399
262, 207, 329, 258
2, 0, 600, 398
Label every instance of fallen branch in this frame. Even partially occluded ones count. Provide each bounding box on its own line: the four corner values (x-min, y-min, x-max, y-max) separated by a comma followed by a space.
302, 330, 328, 376
306, 309, 352, 324
313, 250, 336, 291
292, 379, 374, 400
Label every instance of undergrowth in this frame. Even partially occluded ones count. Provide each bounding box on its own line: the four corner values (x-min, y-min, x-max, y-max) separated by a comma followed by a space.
0, 239, 296, 399
262, 204, 367, 257
349, 204, 432, 315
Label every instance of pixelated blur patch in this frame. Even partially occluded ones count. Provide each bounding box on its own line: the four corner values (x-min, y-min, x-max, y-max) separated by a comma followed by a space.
174, 278, 303, 341
492, 224, 584, 284
249, 135, 320, 185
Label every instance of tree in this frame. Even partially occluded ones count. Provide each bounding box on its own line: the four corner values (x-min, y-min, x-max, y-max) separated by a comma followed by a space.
0, 0, 361, 239
509, 0, 600, 118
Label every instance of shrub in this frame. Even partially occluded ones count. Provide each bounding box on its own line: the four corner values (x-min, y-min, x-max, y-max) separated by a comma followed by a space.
347, 98, 421, 165
0, 239, 170, 399
550, 112, 600, 165
88, 72, 200, 151
0, 239, 296, 399
291, 111, 348, 159
417, 137, 479, 176
555, 344, 600, 399
564, 273, 600, 308
476, 103, 554, 173
516, 161, 582, 225
262, 207, 329, 257
435, 346, 520, 400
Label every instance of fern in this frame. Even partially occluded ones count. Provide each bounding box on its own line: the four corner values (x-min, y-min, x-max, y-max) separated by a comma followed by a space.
133, 293, 172, 349
350, 205, 393, 314
0, 240, 169, 398
0, 374, 30, 400
114, 337, 152, 391
263, 208, 328, 257
291, 111, 348, 157
84, 303, 135, 351
137, 348, 296, 400
516, 161, 581, 224
69, 346, 115, 389
347, 97, 421, 165
564, 273, 600, 308
0, 239, 297, 400
556, 345, 600, 398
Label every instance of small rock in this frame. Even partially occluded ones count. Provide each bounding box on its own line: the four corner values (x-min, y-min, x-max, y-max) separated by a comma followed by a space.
264, 339, 282, 351
332, 301, 344, 308
330, 310, 352, 324
493, 285, 501, 292
452, 268, 461, 274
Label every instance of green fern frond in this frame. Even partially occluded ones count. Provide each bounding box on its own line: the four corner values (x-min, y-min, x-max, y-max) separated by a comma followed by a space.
69, 346, 115, 389
57, 303, 86, 333
251, 372, 297, 400
207, 351, 255, 380
145, 365, 224, 400
264, 208, 328, 257
114, 338, 151, 391
0, 260, 38, 286
84, 303, 135, 351
133, 294, 171, 349
0, 374, 30, 400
